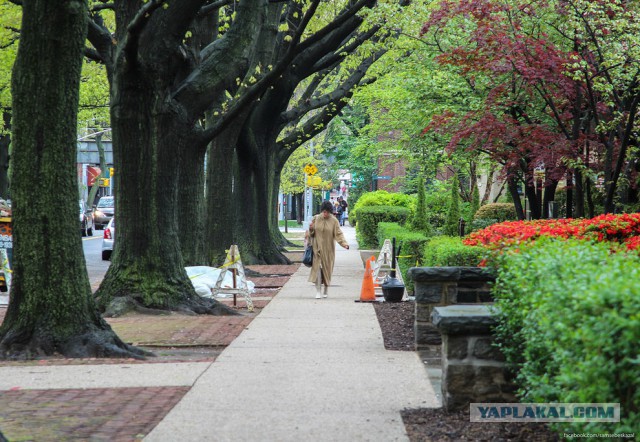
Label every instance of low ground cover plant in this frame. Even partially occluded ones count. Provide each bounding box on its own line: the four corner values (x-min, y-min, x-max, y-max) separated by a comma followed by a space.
492, 239, 640, 435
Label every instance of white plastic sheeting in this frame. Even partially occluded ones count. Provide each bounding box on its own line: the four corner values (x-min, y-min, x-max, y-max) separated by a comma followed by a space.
185, 266, 255, 298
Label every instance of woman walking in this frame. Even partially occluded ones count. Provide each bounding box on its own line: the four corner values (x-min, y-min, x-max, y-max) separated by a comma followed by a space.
307, 200, 350, 299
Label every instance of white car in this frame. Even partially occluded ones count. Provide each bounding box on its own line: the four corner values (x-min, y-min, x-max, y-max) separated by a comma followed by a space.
101, 218, 115, 260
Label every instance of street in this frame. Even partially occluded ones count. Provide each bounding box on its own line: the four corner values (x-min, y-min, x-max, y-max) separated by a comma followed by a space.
82, 232, 109, 291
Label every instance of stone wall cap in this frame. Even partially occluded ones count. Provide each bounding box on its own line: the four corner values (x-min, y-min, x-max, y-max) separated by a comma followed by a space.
431, 305, 498, 335
409, 266, 495, 282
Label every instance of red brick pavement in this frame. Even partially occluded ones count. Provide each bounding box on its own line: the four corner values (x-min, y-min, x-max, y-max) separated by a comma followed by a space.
0, 265, 299, 441
0, 387, 189, 442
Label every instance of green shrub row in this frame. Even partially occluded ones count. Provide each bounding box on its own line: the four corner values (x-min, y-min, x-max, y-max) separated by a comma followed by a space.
492, 239, 640, 435
356, 206, 410, 248
421, 236, 486, 267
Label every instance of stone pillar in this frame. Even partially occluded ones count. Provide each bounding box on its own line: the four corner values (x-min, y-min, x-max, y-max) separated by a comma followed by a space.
432, 305, 517, 411
408, 267, 494, 361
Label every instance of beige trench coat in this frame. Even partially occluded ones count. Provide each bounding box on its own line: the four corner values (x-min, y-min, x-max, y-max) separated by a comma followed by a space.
307, 214, 349, 286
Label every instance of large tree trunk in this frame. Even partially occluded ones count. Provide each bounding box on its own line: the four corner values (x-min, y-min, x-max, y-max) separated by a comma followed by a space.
94, 73, 235, 316
507, 176, 525, 220
205, 124, 241, 267
0, 0, 145, 359
91, 0, 269, 315
178, 142, 207, 266
229, 128, 290, 264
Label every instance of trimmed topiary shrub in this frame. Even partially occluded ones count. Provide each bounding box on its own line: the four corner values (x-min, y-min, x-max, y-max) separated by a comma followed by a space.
492, 238, 640, 435
350, 190, 414, 227
356, 206, 410, 248
421, 236, 485, 267
473, 203, 517, 222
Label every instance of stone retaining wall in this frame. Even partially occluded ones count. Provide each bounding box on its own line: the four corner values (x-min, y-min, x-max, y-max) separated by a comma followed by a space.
407, 267, 495, 357
432, 305, 517, 411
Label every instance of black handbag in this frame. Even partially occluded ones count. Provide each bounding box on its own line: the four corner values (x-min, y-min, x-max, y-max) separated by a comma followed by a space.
302, 244, 313, 267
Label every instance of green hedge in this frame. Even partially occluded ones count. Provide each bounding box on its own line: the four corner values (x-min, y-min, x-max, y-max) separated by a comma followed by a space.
376, 222, 430, 292
492, 239, 640, 435
421, 236, 485, 267
356, 206, 410, 248
350, 190, 414, 226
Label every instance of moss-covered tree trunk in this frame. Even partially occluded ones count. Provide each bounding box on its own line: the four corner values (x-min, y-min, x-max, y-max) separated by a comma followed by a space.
95, 80, 235, 316
0, 111, 11, 199
91, 0, 267, 315
0, 0, 144, 359
210, 120, 290, 265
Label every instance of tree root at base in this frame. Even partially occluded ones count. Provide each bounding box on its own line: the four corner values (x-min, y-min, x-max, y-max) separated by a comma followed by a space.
0, 326, 151, 361
101, 295, 242, 318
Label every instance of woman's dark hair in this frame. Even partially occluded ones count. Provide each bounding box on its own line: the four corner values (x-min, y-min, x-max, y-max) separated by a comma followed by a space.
320, 200, 334, 213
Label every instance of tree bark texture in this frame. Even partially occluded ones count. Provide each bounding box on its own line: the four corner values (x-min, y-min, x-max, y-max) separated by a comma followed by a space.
92, 0, 267, 314
204, 42, 381, 264
1, 0, 144, 359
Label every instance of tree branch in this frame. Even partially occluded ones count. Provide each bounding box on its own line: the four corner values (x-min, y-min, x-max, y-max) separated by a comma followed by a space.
121, 0, 167, 67
199, 0, 234, 17
277, 51, 385, 150
298, 63, 341, 105
86, 13, 115, 75
310, 25, 381, 74
295, 0, 373, 55
173, 0, 270, 123
195, 1, 322, 144
90, 2, 114, 12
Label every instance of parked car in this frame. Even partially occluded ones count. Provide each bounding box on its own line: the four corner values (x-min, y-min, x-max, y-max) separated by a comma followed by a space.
79, 200, 94, 237
93, 195, 114, 229
101, 218, 114, 260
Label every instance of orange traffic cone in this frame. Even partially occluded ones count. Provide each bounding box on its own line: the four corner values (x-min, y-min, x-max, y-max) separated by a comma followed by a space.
358, 257, 376, 302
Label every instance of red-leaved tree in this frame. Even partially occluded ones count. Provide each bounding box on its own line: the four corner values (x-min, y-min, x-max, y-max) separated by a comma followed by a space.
421, 0, 640, 218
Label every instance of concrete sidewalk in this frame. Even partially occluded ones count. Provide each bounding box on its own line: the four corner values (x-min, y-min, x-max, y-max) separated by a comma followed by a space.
0, 226, 439, 441
146, 226, 439, 441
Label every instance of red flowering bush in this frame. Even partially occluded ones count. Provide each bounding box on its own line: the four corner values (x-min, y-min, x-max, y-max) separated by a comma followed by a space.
463, 213, 640, 250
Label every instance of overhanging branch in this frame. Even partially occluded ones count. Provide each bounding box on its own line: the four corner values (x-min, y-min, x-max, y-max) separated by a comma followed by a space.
277, 51, 383, 150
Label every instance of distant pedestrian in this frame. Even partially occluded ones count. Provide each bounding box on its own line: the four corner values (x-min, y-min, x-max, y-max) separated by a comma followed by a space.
339, 197, 348, 226
336, 196, 344, 224
307, 200, 350, 299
